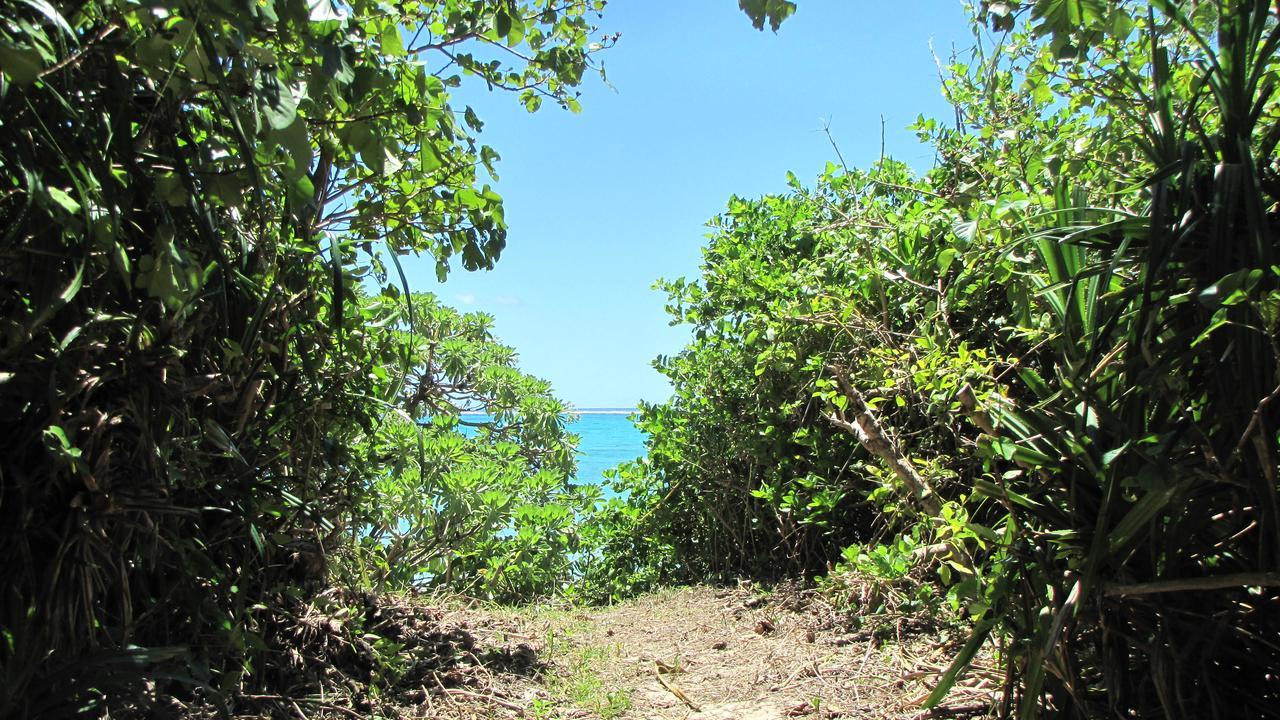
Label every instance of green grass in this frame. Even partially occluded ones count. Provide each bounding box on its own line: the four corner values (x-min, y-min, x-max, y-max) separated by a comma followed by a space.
542, 624, 631, 719
545, 644, 631, 719
491, 603, 631, 720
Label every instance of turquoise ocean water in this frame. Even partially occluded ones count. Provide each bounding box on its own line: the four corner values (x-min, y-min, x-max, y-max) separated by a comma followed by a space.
568, 409, 646, 488
456, 409, 646, 488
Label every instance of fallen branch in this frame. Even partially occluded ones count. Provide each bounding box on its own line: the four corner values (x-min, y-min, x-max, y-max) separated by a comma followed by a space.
654, 662, 701, 712
38, 22, 121, 79
240, 695, 364, 720
441, 687, 526, 715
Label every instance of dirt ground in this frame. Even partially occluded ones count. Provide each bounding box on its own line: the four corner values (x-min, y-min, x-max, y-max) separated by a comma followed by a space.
161, 583, 999, 719
432, 584, 1000, 720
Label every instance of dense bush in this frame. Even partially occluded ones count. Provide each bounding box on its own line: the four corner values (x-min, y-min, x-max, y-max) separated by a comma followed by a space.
600, 1, 1280, 715
346, 292, 592, 602
0, 0, 605, 714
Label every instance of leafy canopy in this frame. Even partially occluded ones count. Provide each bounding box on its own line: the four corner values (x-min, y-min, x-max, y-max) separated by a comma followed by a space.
0, 0, 609, 713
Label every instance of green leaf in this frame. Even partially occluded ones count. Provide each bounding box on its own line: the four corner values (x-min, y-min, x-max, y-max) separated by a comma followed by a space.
923, 619, 996, 708
739, 0, 797, 31
0, 41, 45, 84
273, 119, 312, 181
1198, 268, 1262, 308
43, 186, 81, 214
154, 173, 188, 206
937, 248, 957, 273
380, 24, 405, 57
255, 71, 299, 131
320, 39, 354, 84
359, 139, 387, 174
329, 234, 344, 335
495, 9, 512, 39
1107, 481, 1183, 556
341, 120, 376, 153
420, 146, 443, 173
43, 425, 77, 455
505, 15, 527, 46
952, 220, 977, 245
18, 0, 74, 37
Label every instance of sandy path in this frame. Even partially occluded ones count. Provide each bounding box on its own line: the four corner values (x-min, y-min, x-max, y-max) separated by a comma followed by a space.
515, 585, 992, 720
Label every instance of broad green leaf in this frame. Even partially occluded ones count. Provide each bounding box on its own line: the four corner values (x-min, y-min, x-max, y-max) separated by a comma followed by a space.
0, 42, 44, 84
380, 24, 405, 57
255, 71, 299, 130
42, 186, 81, 214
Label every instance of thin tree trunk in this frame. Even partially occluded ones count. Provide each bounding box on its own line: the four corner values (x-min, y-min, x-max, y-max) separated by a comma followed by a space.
824, 364, 943, 518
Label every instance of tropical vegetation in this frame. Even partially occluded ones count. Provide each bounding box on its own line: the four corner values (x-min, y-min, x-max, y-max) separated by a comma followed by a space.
2, 0, 1278, 717
0, 0, 604, 714
596, 0, 1280, 716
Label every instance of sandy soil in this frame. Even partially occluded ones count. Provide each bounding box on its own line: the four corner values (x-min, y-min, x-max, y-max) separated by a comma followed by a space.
444, 584, 1000, 720
164, 583, 998, 719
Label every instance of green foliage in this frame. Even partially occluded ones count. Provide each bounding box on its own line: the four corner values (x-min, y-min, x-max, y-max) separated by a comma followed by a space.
598, 154, 1010, 586
737, 0, 796, 32
346, 294, 587, 602
573, 458, 679, 602
603, 0, 1280, 715
0, 0, 607, 714
948, 3, 1280, 716
546, 643, 631, 719
816, 532, 947, 629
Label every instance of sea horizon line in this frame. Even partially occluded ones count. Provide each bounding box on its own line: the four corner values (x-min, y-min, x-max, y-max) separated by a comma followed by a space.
454, 408, 637, 416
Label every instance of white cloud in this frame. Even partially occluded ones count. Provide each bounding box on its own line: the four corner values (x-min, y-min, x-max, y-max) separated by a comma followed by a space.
494, 295, 521, 306
456, 293, 476, 305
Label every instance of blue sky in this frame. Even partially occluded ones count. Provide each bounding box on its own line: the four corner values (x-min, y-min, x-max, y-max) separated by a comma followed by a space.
402, 1, 976, 408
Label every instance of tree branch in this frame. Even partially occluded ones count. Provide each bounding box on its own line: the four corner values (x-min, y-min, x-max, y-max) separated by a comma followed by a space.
825, 364, 942, 518
1104, 572, 1280, 597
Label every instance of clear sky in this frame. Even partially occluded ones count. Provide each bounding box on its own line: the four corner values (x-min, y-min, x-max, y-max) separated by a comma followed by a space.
402, 1, 976, 408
